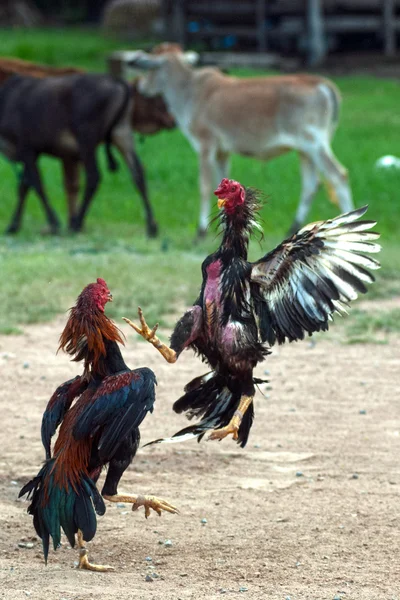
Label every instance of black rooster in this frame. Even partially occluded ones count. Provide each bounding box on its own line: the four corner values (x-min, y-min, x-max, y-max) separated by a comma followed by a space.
19, 278, 178, 572
125, 179, 380, 448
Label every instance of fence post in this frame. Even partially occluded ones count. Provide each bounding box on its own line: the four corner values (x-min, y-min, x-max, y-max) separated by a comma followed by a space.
256, 0, 267, 52
383, 0, 396, 57
307, 0, 326, 66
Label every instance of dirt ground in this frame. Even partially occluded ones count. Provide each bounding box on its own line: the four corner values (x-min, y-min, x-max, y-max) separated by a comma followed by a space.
0, 303, 399, 600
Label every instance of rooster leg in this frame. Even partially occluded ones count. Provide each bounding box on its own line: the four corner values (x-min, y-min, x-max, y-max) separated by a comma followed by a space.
103, 493, 179, 518
209, 394, 253, 441
123, 308, 177, 363
77, 530, 115, 572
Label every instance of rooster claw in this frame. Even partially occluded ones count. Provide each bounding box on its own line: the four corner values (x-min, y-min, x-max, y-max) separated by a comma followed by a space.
131, 494, 179, 518
123, 308, 159, 342
208, 424, 239, 442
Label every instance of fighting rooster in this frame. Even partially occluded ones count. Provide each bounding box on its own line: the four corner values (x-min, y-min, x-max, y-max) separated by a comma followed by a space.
19, 278, 178, 572
124, 179, 380, 448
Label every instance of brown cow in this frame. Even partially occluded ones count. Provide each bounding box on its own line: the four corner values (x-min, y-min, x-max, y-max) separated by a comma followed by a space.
130, 47, 353, 236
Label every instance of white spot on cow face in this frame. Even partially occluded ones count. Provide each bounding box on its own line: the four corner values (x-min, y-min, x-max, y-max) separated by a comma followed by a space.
138, 68, 166, 97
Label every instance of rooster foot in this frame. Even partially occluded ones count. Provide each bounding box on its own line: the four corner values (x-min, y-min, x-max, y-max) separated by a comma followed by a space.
209, 423, 239, 442
103, 493, 179, 518
77, 531, 115, 572
77, 548, 115, 573
123, 309, 177, 363
123, 308, 159, 343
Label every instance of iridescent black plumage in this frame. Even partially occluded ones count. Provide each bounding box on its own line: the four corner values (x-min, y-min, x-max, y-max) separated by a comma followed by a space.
148, 179, 380, 448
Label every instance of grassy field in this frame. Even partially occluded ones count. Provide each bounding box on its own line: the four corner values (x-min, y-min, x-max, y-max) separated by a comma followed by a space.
0, 28, 399, 337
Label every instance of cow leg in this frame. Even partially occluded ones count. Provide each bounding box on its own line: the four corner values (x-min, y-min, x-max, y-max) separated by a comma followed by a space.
214, 150, 230, 186
288, 153, 320, 235
61, 158, 80, 229
69, 151, 100, 232
6, 168, 30, 234
313, 145, 354, 215
112, 127, 158, 238
198, 144, 215, 238
24, 155, 60, 234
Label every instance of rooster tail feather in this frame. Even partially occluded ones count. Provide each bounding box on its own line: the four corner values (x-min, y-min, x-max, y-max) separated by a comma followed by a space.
19, 461, 105, 563
145, 372, 254, 448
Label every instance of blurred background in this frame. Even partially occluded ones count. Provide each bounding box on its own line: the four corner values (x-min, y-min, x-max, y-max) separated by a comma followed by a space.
0, 0, 399, 341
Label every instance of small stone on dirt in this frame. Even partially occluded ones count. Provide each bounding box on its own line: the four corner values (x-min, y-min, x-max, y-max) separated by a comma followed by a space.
352, 473, 359, 479
23, 362, 30, 369
201, 518, 207, 524
239, 586, 249, 592
296, 471, 303, 477
359, 409, 367, 415
116, 503, 126, 508
145, 574, 153, 582
145, 556, 152, 562
18, 542, 34, 549
164, 539, 173, 547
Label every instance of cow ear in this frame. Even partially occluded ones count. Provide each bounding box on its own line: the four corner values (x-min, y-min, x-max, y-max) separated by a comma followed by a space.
183, 51, 199, 65
128, 51, 166, 70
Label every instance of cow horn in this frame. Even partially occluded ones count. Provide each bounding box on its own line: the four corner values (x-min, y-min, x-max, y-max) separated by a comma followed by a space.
128, 51, 166, 70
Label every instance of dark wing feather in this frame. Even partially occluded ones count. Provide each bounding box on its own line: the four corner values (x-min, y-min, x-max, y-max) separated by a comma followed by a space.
251, 206, 381, 345
170, 305, 203, 356
73, 367, 156, 462
41, 376, 88, 459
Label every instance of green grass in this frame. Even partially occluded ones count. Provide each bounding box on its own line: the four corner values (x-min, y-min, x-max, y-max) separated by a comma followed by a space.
0, 238, 203, 335
0, 28, 399, 337
0, 27, 135, 71
345, 307, 400, 344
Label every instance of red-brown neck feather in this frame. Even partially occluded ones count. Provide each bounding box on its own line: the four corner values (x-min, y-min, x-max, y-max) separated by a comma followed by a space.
58, 304, 124, 379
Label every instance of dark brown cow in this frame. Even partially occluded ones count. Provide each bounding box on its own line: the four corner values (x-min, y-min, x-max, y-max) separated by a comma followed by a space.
0, 56, 175, 235
0, 73, 159, 235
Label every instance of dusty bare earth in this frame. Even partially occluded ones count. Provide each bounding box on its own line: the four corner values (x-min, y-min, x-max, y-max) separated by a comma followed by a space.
0, 307, 399, 600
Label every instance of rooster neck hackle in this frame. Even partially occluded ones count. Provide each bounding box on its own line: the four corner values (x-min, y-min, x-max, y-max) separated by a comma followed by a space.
58, 303, 124, 379
218, 187, 262, 259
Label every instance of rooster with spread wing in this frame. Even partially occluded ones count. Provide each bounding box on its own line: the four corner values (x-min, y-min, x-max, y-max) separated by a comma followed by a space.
125, 179, 380, 448
19, 278, 178, 572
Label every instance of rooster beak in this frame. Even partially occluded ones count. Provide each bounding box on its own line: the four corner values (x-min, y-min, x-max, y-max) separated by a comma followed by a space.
217, 198, 226, 209
108, 293, 113, 302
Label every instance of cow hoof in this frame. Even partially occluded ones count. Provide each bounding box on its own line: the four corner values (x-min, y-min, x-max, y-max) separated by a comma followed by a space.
69, 217, 82, 233
147, 222, 159, 238
195, 228, 207, 242
287, 221, 301, 238
41, 224, 60, 236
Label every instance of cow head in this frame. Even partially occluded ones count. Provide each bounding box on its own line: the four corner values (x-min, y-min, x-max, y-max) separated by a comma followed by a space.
128, 46, 199, 98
